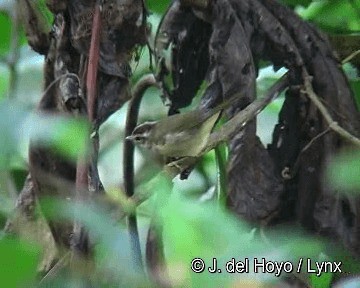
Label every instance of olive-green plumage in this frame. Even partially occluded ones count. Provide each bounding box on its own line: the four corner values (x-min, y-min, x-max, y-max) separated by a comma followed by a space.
127, 95, 239, 157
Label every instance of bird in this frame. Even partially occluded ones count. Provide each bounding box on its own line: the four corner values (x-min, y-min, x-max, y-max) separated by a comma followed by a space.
126, 94, 239, 158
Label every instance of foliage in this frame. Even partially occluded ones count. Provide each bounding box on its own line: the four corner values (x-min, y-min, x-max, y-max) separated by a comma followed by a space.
0, 238, 39, 287
327, 151, 360, 193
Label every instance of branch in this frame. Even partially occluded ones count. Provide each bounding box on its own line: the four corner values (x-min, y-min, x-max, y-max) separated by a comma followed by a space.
123, 74, 158, 271
73, 0, 103, 257
206, 73, 290, 152
302, 76, 360, 148
86, 1, 102, 122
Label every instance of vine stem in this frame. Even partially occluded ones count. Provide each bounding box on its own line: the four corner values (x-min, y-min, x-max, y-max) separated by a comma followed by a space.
124, 74, 158, 271
302, 75, 360, 148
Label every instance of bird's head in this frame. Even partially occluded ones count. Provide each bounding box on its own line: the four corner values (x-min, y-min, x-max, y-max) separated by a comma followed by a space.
126, 121, 156, 149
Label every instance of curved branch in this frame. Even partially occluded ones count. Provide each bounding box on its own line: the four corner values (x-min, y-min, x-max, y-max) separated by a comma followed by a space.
123, 74, 158, 271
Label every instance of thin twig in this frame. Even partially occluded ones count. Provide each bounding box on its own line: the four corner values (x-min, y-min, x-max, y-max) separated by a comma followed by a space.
124, 74, 158, 271
302, 76, 360, 148
39, 252, 71, 284
285, 127, 331, 179
341, 49, 360, 65
299, 127, 331, 160
41, 73, 81, 99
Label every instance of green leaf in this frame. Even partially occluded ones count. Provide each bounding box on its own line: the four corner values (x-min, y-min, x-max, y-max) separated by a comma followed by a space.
0, 12, 11, 56
146, 0, 171, 15
0, 238, 39, 287
327, 151, 360, 193
160, 195, 323, 287
350, 79, 360, 110
0, 101, 89, 168
0, 193, 13, 216
300, 1, 360, 33
39, 198, 150, 287
0, 65, 9, 100
37, 0, 55, 27
310, 272, 333, 288
10, 168, 28, 191
40, 116, 89, 159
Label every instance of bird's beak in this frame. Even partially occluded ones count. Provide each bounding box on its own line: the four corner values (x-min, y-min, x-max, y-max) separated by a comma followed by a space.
125, 135, 134, 141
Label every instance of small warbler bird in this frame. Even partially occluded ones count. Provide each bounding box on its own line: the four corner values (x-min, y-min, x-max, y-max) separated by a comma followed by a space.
126, 95, 238, 158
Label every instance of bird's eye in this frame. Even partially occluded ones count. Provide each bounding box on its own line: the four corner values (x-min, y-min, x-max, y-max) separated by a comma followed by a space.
134, 136, 142, 142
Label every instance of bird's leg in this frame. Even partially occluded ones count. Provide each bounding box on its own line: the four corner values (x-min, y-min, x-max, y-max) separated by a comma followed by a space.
164, 157, 198, 178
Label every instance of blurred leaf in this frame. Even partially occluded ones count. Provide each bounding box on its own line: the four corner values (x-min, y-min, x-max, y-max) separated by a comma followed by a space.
310, 272, 333, 288
39, 199, 126, 249
0, 11, 11, 56
41, 116, 89, 159
37, 0, 54, 27
0, 238, 39, 287
137, 170, 173, 200
0, 101, 89, 168
0, 66, 9, 100
146, 0, 171, 15
343, 62, 359, 80
160, 194, 323, 287
300, 1, 360, 33
200, 148, 218, 179
349, 79, 360, 110
327, 151, 360, 193
16, 58, 44, 105
40, 198, 150, 287
0, 7, 28, 57
10, 168, 28, 191
0, 193, 13, 216
0, 101, 28, 167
